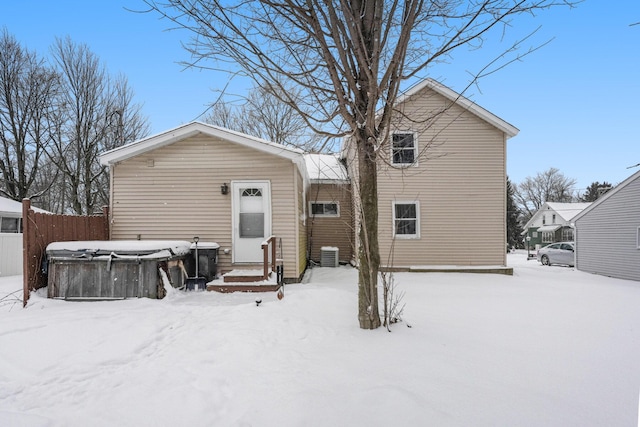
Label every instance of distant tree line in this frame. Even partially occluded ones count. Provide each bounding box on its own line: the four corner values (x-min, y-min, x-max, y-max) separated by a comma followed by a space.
0, 30, 149, 214
507, 167, 614, 247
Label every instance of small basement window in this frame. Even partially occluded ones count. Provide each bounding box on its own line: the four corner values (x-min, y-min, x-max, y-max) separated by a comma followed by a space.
310, 202, 339, 217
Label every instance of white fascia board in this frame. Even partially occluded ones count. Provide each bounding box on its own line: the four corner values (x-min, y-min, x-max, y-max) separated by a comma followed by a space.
398, 78, 519, 138
99, 121, 304, 166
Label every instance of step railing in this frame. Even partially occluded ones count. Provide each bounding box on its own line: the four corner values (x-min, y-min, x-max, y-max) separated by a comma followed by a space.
261, 236, 278, 281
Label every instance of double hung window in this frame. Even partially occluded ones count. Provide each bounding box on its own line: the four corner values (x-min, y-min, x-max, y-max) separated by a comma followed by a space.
393, 202, 419, 238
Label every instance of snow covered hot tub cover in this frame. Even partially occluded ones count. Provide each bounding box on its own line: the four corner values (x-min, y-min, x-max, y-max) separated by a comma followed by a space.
46, 240, 192, 259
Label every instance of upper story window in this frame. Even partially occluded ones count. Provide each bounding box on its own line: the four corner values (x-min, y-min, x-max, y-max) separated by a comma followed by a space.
552, 214, 556, 224
393, 201, 420, 239
542, 215, 546, 225
310, 202, 339, 217
391, 132, 417, 166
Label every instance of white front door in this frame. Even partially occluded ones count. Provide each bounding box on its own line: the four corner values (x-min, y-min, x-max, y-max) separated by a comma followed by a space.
232, 181, 271, 263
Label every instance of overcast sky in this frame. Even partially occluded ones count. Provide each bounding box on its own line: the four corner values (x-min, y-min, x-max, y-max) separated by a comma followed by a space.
2, 1, 639, 193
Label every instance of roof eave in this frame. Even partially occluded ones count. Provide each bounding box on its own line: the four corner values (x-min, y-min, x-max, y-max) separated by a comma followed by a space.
398, 78, 519, 138
99, 121, 304, 166
573, 169, 640, 223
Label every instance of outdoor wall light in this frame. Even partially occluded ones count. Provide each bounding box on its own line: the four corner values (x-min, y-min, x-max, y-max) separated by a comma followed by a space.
221, 183, 229, 195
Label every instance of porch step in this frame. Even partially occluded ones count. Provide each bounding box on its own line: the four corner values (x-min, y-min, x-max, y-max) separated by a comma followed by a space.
207, 282, 281, 293
208, 269, 278, 293
222, 269, 271, 283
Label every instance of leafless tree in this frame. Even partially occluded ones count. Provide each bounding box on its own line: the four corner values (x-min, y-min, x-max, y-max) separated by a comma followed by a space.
143, 0, 575, 329
0, 30, 58, 201
47, 37, 149, 214
515, 167, 577, 221
205, 84, 326, 151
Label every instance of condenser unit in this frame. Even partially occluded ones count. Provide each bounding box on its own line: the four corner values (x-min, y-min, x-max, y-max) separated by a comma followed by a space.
320, 246, 339, 267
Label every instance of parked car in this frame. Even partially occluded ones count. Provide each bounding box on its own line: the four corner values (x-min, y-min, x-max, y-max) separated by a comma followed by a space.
537, 242, 575, 266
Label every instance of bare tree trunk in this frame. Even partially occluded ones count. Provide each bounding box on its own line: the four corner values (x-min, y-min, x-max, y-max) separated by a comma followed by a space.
356, 129, 381, 329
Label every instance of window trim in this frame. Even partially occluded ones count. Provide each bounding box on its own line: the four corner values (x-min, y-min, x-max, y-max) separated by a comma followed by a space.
392, 200, 420, 239
309, 201, 340, 218
390, 131, 418, 167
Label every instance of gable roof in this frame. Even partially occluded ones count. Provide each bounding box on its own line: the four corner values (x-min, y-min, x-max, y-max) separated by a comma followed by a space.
304, 154, 349, 183
99, 121, 305, 166
572, 168, 640, 223
522, 202, 592, 231
544, 202, 593, 222
397, 78, 519, 138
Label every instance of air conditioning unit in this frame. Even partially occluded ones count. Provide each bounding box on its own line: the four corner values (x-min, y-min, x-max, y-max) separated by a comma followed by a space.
320, 246, 339, 267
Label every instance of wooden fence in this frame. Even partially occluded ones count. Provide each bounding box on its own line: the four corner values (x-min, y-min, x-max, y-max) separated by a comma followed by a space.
22, 199, 109, 306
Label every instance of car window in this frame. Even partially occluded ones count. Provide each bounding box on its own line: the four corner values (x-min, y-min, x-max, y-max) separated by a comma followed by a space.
561, 243, 573, 251
548, 244, 559, 249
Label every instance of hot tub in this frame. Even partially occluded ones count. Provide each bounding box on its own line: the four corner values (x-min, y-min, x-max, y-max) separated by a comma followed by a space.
45, 240, 192, 300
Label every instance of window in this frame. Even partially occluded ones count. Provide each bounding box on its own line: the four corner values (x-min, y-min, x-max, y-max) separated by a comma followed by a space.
309, 202, 339, 217
239, 187, 264, 238
562, 228, 574, 242
542, 231, 554, 243
393, 201, 419, 238
532, 231, 538, 238
552, 214, 556, 224
391, 132, 417, 165
0, 217, 20, 233
542, 215, 546, 225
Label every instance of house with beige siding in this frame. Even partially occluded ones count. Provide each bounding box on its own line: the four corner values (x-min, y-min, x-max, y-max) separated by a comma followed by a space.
343, 78, 518, 270
305, 154, 354, 265
573, 169, 640, 281
100, 78, 518, 284
100, 122, 309, 282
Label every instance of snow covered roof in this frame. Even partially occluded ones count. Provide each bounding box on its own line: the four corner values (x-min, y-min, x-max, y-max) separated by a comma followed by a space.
303, 154, 349, 183
522, 202, 592, 230
0, 196, 48, 215
398, 78, 519, 138
99, 121, 305, 166
46, 240, 193, 257
545, 202, 593, 222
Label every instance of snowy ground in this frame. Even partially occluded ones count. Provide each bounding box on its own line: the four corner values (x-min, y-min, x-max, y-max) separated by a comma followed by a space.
1, 252, 639, 427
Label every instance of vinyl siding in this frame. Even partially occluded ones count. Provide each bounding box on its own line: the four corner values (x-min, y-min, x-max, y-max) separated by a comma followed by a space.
307, 183, 354, 263
345, 85, 508, 267
380, 88, 507, 266
575, 175, 640, 281
109, 132, 303, 279
0, 233, 22, 277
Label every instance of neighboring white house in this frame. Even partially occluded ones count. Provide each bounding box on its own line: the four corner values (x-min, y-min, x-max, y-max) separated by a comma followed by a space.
0, 196, 25, 277
573, 170, 640, 281
521, 202, 592, 251
0, 197, 48, 277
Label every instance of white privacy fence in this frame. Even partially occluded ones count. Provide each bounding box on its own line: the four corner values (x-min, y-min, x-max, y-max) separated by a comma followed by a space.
0, 233, 22, 277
